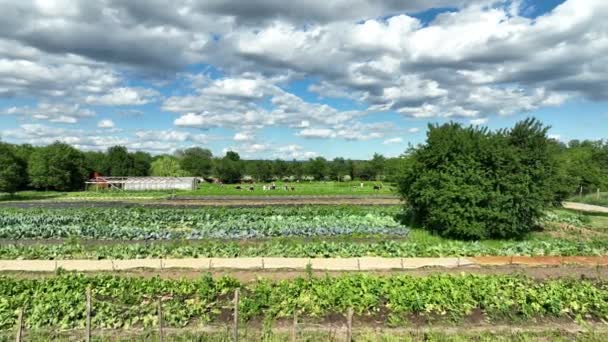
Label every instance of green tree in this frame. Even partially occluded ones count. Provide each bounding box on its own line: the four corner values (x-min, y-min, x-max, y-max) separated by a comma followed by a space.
105, 146, 133, 176
249, 160, 273, 182
273, 159, 290, 179
398, 119, 560, 240
150, 156, 188, 176
369, 153, 386, 180
329, 157, 348, 181
306, 157, 328, 180
28, 142, 86, 191
214, 152, 243, 183
83, 151, 108, 175
129, 151, 152, 176
289, 160, 304, 180
179, 147, 213, 177
225, 151, 240, 162
0, 144, 26, 195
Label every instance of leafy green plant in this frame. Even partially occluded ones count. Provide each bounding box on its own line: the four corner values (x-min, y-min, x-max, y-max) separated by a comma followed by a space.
0, 273, 606, 330
399, 119, 564, 239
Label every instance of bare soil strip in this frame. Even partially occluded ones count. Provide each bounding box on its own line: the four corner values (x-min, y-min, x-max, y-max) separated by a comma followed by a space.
2, 256, 608, 274
563, 201, 608, 213
4, 265, 608, 282
17, 322, 608, 341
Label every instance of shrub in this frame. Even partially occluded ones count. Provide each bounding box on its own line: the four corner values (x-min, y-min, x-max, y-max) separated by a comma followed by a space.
398, 118, 561, 239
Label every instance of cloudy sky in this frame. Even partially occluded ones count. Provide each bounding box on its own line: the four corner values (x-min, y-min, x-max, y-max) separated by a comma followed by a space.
0, 0, 607, 159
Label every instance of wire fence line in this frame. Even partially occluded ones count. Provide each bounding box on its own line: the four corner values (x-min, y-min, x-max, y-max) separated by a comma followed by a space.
11, 288, 358, 342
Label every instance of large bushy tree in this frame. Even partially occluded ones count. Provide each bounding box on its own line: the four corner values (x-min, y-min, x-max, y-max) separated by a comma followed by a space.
215, 152, 243, 183
179, 147, 212, 177
0, 144, 26, 195
28, 142, 86, 191
150, 156, 188, 177
105, 146, 132, 176
398, 119, 562, 240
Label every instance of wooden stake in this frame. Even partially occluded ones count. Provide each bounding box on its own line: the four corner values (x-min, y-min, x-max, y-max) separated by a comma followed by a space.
291, 307, 298, 342
233, 289, 240, 342
346, 307, 353, 342
598, 188, 601, 200
15, 308, 23, 342
86, 286, 92, 342
158, 298, 164, 342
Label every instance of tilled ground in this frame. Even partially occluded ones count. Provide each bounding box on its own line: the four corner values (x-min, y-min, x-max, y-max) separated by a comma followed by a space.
5, 265, 608, 282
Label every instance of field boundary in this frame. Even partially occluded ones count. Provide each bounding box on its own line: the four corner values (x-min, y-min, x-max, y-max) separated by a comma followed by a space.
2, 256, 608, 272
563, 201, 608, 213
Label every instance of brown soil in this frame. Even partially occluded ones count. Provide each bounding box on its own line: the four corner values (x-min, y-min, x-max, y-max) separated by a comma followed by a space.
6, 265, 608, 281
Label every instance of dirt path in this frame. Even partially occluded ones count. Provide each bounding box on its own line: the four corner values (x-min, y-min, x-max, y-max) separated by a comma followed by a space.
5, 265, 608, 282
563, 201, 608, 213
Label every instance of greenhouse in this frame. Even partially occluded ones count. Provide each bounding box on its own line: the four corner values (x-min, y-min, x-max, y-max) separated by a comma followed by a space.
85, 176, 198, 191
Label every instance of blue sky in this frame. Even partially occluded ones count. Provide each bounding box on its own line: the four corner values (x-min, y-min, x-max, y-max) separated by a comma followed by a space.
1, 0, 606, 159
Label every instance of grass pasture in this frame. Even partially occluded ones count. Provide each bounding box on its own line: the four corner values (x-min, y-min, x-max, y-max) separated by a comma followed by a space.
0, 181, 395, 202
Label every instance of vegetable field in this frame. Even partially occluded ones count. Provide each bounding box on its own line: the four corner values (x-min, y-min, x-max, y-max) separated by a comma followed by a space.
1, 273, 608, 330
0, 206, 406, 240
1, 203, 607, 338
0, 206, 607, 259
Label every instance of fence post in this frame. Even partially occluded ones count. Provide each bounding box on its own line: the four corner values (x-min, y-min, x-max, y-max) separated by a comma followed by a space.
580, 185, 583, 197
346, 307, 353, 342
158, 298, 164, 342
15, 308, 23, 342
291, 306, 298, 342
86, 286, 92, 342
233, 289, 240, 342
598, 188, 601, 200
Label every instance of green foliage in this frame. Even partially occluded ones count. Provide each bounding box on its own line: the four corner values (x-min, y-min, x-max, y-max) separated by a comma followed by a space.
399, 119, 562, 239
0, 144, 26, 195
27, 142, 86, 191
0, 206, 405, 240
105, 146, 132, 176
0, 273, 606, 330
129, 151, 152, 176
215, 153, 243, 183
150, 156, 189, 177
559, 140, 608, 194
1, 237, 608, 260
178, 147, 212, 177
306, 157, 328, 180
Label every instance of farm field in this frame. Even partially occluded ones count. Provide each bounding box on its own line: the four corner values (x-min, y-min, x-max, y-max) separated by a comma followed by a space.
1, 273, 608, 336
1, 203, 608, 339
0, 181, 395, 203
0, 206, 607, 260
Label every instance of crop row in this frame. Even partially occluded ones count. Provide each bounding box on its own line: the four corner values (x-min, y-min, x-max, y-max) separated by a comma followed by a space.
1, 239, 607, 259
0, 273, 606, 330
0, 207, 406, 240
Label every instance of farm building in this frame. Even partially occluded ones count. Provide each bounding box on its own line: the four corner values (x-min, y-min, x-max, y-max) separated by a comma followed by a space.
86, 176, 198, 191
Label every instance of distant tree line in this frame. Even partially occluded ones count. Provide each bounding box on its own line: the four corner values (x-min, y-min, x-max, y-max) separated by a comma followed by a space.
0, 141, 405, 193
1, 121, 607, 197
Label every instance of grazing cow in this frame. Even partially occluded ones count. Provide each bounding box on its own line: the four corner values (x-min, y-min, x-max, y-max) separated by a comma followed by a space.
235, 185, 242, 190
249, 186, 254, 191
373, 185, 381, 191
291, 187, 295, 191
270, 185, 276, 190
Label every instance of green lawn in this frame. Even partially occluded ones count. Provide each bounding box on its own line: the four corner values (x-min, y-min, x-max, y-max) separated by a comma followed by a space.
183, 180, 395, 196
1, 181, 396, 202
